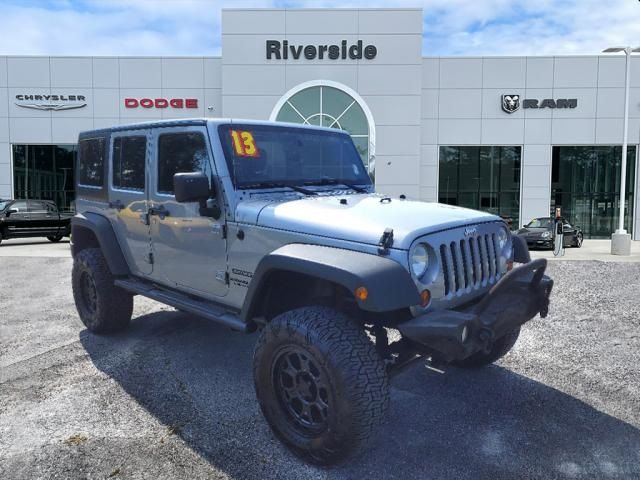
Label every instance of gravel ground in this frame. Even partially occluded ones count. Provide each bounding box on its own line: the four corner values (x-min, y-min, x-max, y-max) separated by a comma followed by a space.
0, 257, 639, 480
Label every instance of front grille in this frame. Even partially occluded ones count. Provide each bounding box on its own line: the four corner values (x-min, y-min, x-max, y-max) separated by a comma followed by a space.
439, 233, 500, 296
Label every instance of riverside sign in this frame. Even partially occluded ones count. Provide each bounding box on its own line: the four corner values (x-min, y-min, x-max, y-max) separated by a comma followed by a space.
266, 40, 377, 60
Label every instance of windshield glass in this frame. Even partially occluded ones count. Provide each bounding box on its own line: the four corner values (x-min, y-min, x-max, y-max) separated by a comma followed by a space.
0, 201, 9, 211
218, 124, 372, 189
526, 218, 552, 228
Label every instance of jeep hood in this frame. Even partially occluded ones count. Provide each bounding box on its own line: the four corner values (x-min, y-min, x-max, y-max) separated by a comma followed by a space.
236, 194, 501, 250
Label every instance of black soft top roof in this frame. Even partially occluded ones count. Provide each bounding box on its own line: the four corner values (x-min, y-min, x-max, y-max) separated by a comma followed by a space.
78, 118, 208, 140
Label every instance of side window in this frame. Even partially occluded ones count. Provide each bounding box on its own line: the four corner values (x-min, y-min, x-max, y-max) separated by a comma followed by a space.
78, 138, 106, 187
157, 132, 210, 195
11, 200, 27, 212
28, 201, 46, 212
113, 136, 146, 191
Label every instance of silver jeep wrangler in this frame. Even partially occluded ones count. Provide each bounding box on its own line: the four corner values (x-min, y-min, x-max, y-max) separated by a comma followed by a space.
71, 118, 553, 465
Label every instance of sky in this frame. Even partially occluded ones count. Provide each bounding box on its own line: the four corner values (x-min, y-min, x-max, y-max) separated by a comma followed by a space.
0, 0, 638, 57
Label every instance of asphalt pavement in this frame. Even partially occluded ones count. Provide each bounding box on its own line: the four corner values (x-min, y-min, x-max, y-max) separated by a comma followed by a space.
0, 254, 639, 479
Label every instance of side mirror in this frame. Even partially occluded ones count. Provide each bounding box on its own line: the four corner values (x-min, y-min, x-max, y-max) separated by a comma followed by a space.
6, 208, 18, 217
173, 172, 212, 203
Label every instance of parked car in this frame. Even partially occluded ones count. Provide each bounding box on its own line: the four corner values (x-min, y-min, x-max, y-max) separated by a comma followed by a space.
71, 119, 553, 465
516, 217, 583, 249
0, 199, 72, 245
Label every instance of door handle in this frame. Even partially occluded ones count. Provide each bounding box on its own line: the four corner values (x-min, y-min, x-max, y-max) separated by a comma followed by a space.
148, 205, 170, 220
109, 200, 125, 210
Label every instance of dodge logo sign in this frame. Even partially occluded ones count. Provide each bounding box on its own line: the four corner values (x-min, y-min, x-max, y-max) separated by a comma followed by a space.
124, 98, 198, 109
502, 94, 520, 113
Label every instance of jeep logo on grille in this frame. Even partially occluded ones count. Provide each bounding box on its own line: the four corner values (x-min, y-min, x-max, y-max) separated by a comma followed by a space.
464, 227, 478, 237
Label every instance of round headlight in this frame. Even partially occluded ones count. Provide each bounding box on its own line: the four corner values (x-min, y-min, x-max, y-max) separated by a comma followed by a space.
541, 231, 552, 239
410, 243, 429, 278
497, 227, 509, 250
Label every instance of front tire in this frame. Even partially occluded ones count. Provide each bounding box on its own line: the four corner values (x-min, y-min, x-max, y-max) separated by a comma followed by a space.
253, 306, 389, 466
573, 233, 583, 248
72, 248, 133, 333
454, 327, 521, 368
47, 235, 63, 243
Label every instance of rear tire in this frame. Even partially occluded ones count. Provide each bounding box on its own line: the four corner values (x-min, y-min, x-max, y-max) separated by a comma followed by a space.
253, 306, 389, 466
72, 248, 133, 333
47, 235, 63, 243
454, 327, 521, 368
573, 233, 583, 248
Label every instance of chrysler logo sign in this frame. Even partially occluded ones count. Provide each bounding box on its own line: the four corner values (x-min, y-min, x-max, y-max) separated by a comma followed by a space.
501, 94, 578, 113
15, 94, 87, 111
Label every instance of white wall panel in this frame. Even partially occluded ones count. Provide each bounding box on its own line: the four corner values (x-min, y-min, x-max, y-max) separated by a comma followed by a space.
222, 65, 285, 95
553, 57, 598, 88
438, 89, 481, 119
482, 89, 523, 118
524, 119, 552, 144
358, 9, 422, 34
0, 117, 8, 143
357, 65, 421, 95
93, 89, 120, 118
526, 57, 554, 88
552, 88, 596, 119
365, 95, 421, 126
222, 9, 285, 34
481, 118, 524, 144
162, 58, 204, 89
159, 89, 205, 118
438, 119, 481, 144
93, 118, 119, 130
422, 58, 439, 89
420, 119, 438, 145
119, 58, 161, 88
358, 35, 422, 65
0, 88, 7, 117
204, 89, 222, 117
482, 57, 526, 88
375, 184, 419, 199
52, 118, 93, 143
421, 89, 438, 119
285, 65, 358, 90
286, 9, 357, 34
522, 89, 553, 119
376, 125, 420, 155
8, 87, 52, 118
598, 57, 626, 88
595, 118, 624, 143
119, 89, 163, 118
375, 155, 419, 184
50, 57, 92, 88
93, 58, 119, 88
596, 88, 625, 118
222, 95, 279, 119
439, 58, 482, 88
0, 57, 7, 87
7, 57, 50, 88
551, 118, 596, 144
204, 58, 222, 88
9, 117, 52, 143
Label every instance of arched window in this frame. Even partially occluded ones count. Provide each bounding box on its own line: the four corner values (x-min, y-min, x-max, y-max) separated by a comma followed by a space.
270, 81, 375, 176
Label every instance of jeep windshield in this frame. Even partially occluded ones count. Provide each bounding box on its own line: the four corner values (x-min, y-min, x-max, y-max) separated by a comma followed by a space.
218, 124, 372, 190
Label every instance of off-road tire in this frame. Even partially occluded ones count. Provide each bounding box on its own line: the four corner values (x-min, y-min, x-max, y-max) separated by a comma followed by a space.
72, 248, 133, 333
253, 306, 389, 466
47, 235, 63, 243
454, 326, 521, 368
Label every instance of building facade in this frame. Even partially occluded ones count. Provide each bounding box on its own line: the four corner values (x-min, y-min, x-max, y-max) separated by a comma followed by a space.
1, 8, 638, 238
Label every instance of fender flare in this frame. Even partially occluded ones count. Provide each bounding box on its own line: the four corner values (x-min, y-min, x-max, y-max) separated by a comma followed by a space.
240, 243, 420, 322
71, 212, 130, 276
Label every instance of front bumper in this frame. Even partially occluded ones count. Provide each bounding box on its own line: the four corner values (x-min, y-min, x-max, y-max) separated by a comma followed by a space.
397, 258, 553, 362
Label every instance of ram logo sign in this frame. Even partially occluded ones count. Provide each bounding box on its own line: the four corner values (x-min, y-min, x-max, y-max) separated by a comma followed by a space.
501, 94, 578, 114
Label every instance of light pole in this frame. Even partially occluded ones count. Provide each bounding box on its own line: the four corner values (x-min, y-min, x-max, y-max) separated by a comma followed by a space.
603, 46, 640, 255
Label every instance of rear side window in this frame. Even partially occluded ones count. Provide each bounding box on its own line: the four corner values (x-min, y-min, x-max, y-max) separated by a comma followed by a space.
112, 136, 146, 191
78, 137, 105, 187
11, 200, 27, 211
157, 132, 210, 194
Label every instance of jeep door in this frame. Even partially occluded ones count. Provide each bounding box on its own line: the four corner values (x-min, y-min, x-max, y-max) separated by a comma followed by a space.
148, 126, 228, 298
107, 130, 153, 276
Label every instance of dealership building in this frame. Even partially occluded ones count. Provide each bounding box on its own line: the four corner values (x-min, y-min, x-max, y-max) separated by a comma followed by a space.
0, 8, 638, 238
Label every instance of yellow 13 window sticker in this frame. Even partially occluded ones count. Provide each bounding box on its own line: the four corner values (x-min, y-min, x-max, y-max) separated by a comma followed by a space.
230, 130, 259, 157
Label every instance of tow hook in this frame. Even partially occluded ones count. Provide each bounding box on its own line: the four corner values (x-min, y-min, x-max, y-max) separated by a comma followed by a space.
478, 328, 493, 354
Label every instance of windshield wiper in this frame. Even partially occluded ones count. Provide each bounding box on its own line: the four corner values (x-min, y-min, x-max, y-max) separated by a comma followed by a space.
303, 178, 369, 193
241, 182, 317, 196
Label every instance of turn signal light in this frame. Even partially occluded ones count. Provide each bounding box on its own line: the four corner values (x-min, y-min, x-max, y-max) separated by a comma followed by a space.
355, 286, 369, 301
420, 289, 431, 307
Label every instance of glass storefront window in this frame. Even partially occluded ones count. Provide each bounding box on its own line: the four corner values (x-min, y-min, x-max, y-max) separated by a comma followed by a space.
275, 85, 372, 175
551, 146, 636, 239
12, 144, 77, 212
439, 146, 522, 227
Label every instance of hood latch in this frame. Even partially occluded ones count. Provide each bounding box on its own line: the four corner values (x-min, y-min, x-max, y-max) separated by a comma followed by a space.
378, 228, 394, 255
